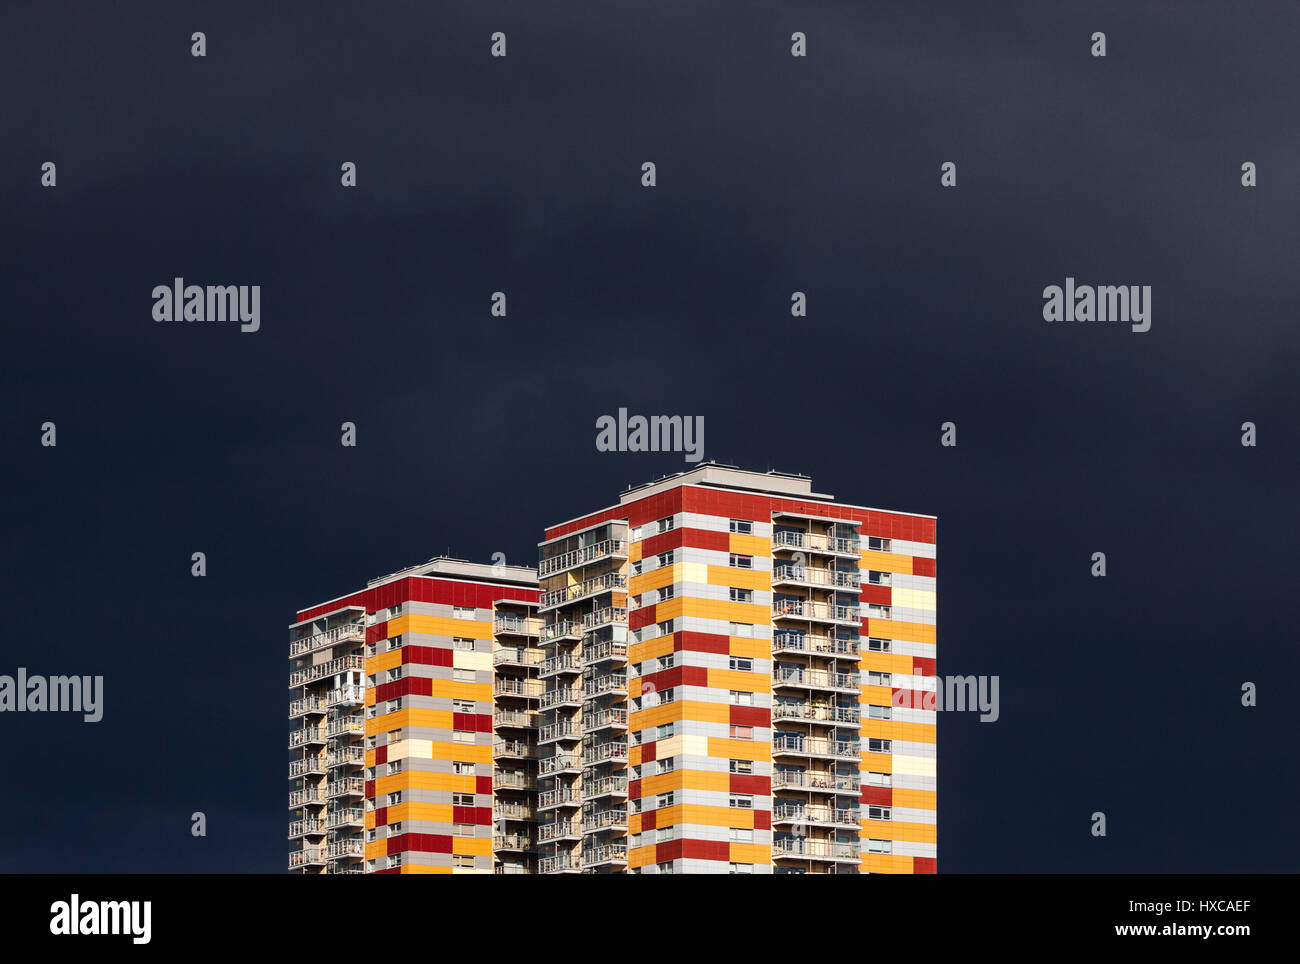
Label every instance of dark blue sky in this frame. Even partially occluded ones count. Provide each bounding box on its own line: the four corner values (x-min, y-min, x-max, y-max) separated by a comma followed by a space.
0, 1, 1296, 872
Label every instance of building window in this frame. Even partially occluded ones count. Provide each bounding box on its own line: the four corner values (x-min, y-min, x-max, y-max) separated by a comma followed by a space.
386, 792, 402, 806
868, 704, 892, 720
729, 862, 754, 874
867, 537, 892, 552
453, 636, 475, 650
868, 738, 892, 753
453, 606, 475, 620
729, 759, 752, 775
453, 761, 474, 775
657, 620, 675, 638
657, 516, 675, 533
729, 828, 754, 843
657, 862, 674, 874
868, 806, 892, 821
452, 729, 475, 743
868, 839, 893, 854
729, 657, 752, 672
867, 637, 891, 652
657, 551, 675, 568
728, 519, 752, 535
729, 690, 753, 706
657, 793, 675, 809
453, 668, 476, 682
729, 553, 753, 569
453, 823, 475, 837
729, 725, 753, 740
659, 584, 675, 601
658, 756, 676, 774
657, 722, 676, 740
867, 570, 891, 586
729, 794, 754, 809
454, 854, 474, 868
388, 822, 402, 836
452, 793, 474, 807
865, 771, 892, 787
729, 587, 753, 603
729, 622, 754, 638
867, 671, 892, 687
452, 698, 475, 713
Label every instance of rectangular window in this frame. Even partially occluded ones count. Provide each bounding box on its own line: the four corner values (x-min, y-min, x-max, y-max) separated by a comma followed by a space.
452, 698, 475, 713
453, 823, 475, 837
729, 794, 754, 810
453, 668, 476, 682
657, 516, 675, 533
452, 729, 476, 743
729, 725, 753, 740
868, 805, 892, 821
729, 657, 752, 672
659, 584, 675, 601
867, 570, 891, 586
658, 756, 676, 774
867, 671, 892, 687
657, 792, 675, 809
729, 862, 754, 873
728, 519, 752, 535
453, 761, 475, 775
868, 704, 892, 720
452, 793, 475, 807
657, 551, 675, 568
454, 854, 474, 868
729, 690, 753, 706
868, 839, 893, 854
729, 758, 752, 775
729, 587, 753, 603
867, 537, 892, 552
729, 621, 754, 638
657, 722, 676, 740
453, 606, 475, 620
728, 827, 754, 843
865, 771, 892, 787
729, 553, 753, 569
867, 637, 891, 652
868, 738, 892, 754
386, 792, 402, 806
453, 636, 475, 650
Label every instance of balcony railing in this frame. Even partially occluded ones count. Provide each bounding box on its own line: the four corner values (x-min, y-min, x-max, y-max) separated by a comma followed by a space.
538, 753, 581, 776
289, 725, 327, 748
495, 678, 544, 699
583, 774, 629, 798
538, 540, 628, 578
289, 654, 366, 688
493, 772, 537, 791
287, 817, 327, 838
494, 615, 543, 637
327, 746, 365, 767
538, 821, 578, 843
772, 734, 861, 760
583, 639, 628, 664
538, 789, 582, 810
539, 855, 581, 874
493, 833, 534, 852
582, 808, 628, 831
582, 607, 628, 631
582, 674, 627, 698
494, 709, 538, 729
494, 802, 536, 821
772, 666, 859, 691
771, 702, 861, 725
288, 787, 326, 808
289, 696, 327, 718
288, 621, 366, 659
771, 771, 862, 793
772, 804, 859, 827
495, 647, 544, 667
326, 807, 364, 828
540, 621, 580, 644
773, 838, 861, 860
583, 742, 628, 766
772, 600, 860, 624
494, 740, 536, 760
582, 843, 628, 865
583, 707, 627, 730
288, 847, 327, 868
326, 777, 365, 798
540, 688, 581, 710
772, 531, 861, 556
540, 654, 581, 678
772, 565, 861, 590
538, 722, 581, 744
772, 631, 860, 657
327, 684, 365, 706
326, 838, 364, 859
289, 757, 327, 778
540, 572, 627, 610
326, 716, 365, 738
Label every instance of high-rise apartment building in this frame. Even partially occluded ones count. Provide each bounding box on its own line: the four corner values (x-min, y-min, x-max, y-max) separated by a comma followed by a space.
289, 557, 541, 874
287, 464, 935, 874
535, 464, 937, 874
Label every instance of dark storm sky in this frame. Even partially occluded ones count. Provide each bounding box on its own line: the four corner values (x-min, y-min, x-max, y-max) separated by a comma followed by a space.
0, 1, 1295, 872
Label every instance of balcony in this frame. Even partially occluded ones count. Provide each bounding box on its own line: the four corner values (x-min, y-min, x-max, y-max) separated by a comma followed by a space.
772, 565, 861, 591
326, 807, 364, 829
288, 787, 326, 808
539, 855, 581, 874
539, 572, 627, 612
772, 531, 861, 557
540, 621, 580, 645
326, 716, 365, 738
540, 654, 581, 678
583, 638, 628, 665
289, 696, 327, 718
582, 607, 628, 631
493, 708, 538, 729
583, 707, 628, 732
538, 753, 581, 777
326, 838, 364, 859
772, 666, 859, 693
582, 808, 628, 833
537, 789, 582, 812
494, 615, 543, 637
494, 802, 536, 821
773, 837, 861, 861
538, 539, 629, 579
538, 821, 580, 843
772, 599, 860, 626
494, 771, 537, 791
495, 678, 544, 699
582, 843, 628, 868
287, 817, 327, 838
771, 702, 861, 725
326, 746, 365, 767
326, 777, 365, 799
771, 770, 862, 794
582, 674, 627, 699
772, 734, 862, 761
494, 647, 543, 668
289, 725, 327, 749
772, 631, 860, 658
538, 723, 581, 745
583, 742, 628, 766
583, 774, 629, 799
327, 684, 365, 707
540, 688, 581, 710
289, 654, 366, 689
493, 833, 534, 852
772, 804, 860, 829
493, 740, 536, 761
288, 846, 327, 869
289, 757, 327, 778
288, 620, 366, 659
